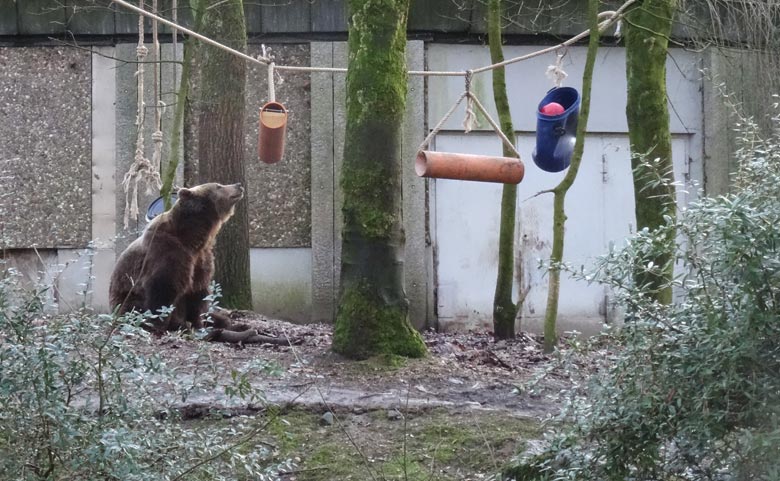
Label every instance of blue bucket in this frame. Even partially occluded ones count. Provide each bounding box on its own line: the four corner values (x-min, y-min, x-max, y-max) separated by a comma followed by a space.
145, 193, 178, 222
532, 87, 581, 173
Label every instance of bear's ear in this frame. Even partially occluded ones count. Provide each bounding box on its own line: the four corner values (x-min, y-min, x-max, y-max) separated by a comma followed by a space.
178, 187, 193, 199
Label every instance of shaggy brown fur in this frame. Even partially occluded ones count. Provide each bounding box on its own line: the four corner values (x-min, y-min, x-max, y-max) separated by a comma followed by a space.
109, 182, 244, 332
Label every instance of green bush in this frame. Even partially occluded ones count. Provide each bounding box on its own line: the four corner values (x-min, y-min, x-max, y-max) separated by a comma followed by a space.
507, 120, 780, 480
0, 267, 290, 480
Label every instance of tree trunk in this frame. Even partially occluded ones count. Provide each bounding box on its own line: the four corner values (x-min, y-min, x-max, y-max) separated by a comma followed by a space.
625, 0, 677, 304
195, 0, 252, 309
488, 0, 520, 340
542, 0, 600, 353
331, 0, 426, 360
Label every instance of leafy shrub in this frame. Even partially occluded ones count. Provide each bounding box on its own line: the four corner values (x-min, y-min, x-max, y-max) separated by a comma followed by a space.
0, 267, 291, 480
507, 119, 780, 480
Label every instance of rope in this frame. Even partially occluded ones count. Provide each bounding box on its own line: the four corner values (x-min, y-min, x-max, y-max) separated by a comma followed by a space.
462, 70, 477, 133
121, 0, 162, 229
546, 50, 568, 87
262, 44, 275, 102
111, 0, 633, 79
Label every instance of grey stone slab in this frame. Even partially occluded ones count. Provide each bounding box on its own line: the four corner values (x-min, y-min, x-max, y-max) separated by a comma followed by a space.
408, 0, 473, 33
403, 41, 429, 330
66, 0, 115, 35
114, 43, 181, 252
2, 249, 58, 313
17, 0, 66, 35
260, 0, 311, 33
0, 0, 18, 35
92, 46, 117, 248
310, 0, 347, 32
244, 43, 311, 248
310, 42, 335, 323
332, 41, 347, 298
0, 47, 91, 249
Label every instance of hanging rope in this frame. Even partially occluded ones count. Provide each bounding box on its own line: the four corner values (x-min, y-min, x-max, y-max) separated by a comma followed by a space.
262, 44, 275, 102
122, 0, 162, 229
546, 50, 568, 87
417, 74, 521, 159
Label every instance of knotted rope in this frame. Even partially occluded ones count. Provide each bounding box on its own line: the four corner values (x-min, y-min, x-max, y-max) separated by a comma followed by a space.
546, 50, 568, 87
417, 73, 521, 159
122, 0, 162, 228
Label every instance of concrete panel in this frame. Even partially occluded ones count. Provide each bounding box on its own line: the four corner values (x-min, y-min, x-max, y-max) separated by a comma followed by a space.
310, 0, 347, 32
408, 0, 473, 33
427, 44, 702, 135
66, 0, 114, 35
0, 0, 18, 35
244, 44, 311, 248
469, 0, 588, 36
260, 0, 311, 33
2, 249, 58, 313
702, 48, 738, 196
17, 0, 66, 35
91, 47, 118, 312
0, 47, 91, 249
310, 42, 336, 323
250, 247, 312, 323
403, 41, 429, 329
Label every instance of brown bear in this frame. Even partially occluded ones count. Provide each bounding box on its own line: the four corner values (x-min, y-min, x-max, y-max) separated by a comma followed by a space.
109, 182, 244, 332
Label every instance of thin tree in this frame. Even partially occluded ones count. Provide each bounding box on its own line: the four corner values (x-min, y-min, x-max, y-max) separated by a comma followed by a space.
625, 0, 677, 304
542, 0, 601, 352
331, 0, 426, 360
488, 0, 523, 340
194, 0, 253, 309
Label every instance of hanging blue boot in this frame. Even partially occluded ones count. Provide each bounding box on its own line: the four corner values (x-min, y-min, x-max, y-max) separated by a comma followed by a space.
532, 87, 581, 173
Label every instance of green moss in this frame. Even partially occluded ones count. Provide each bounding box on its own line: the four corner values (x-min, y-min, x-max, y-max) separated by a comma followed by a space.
332, 283, 426, 360
341, 165, 398, 239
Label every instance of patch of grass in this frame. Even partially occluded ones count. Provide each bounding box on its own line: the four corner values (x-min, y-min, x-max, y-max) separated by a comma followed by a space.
259, 407, 541, 481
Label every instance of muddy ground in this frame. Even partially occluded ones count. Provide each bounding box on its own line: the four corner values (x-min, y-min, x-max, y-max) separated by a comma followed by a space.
134, 312, 595, 480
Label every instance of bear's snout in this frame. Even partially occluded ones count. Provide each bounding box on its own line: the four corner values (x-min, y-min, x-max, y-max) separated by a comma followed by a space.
229, 183, 244, 201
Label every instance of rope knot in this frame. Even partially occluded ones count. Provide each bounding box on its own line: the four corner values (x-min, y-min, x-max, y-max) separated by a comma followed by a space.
462, 70, 476, 133
136, 45, 148, 58
152, 130, 163, 142
546, 51, 568, 88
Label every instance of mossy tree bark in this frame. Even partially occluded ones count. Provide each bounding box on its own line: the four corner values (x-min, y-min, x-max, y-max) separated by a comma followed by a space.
625, 0, 677, 305
331, 0, 426, 360
542, 0, 600, 353
488, 0, 521, 340
194, 0, 253, 309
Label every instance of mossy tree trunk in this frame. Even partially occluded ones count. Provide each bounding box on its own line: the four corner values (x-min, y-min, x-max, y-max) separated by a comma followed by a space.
194, 0, 252, 309
625, 0, 677, 305
488, 0, 521, 340
331, 0, 426, 360
542, 0, 600, 353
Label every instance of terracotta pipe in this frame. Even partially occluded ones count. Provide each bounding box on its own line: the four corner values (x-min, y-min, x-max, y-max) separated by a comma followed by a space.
258, 101, 288, 164
415, 150, 524, 184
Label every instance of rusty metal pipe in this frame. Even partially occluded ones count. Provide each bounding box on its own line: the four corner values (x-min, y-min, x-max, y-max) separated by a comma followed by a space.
258, 101, 288, 164
415, 150, 525, 184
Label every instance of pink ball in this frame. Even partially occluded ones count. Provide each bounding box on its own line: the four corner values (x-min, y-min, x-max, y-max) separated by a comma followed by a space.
540, 102, 565, 116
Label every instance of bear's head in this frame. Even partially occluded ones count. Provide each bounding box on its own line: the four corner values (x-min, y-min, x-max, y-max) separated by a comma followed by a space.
176, 182, 244, 225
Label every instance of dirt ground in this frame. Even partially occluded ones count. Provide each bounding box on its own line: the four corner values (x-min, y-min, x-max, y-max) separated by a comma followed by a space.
135, 312, 590, 480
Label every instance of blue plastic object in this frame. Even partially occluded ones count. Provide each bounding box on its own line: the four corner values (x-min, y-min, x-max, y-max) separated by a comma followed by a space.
532, 87, 581, 173
145, 193, 178, 222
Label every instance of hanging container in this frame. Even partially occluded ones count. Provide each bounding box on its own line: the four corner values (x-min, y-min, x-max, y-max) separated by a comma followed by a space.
146, 193, 178, 222
258, 101, 288, 164
416, 151, 524, 184
532, 87, 580, 173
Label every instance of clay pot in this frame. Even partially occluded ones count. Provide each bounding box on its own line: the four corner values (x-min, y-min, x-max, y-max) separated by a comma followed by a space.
258, 101, 288, 164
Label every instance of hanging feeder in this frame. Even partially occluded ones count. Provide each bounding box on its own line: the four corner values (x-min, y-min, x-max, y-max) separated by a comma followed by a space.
416, 151, 524, 184
257, 101, 288, 164
532, 86, 580, 173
